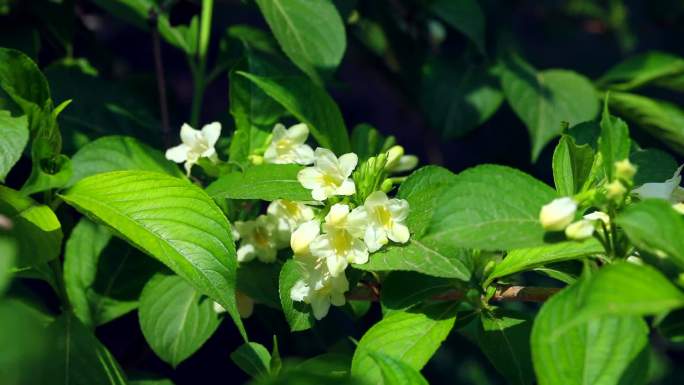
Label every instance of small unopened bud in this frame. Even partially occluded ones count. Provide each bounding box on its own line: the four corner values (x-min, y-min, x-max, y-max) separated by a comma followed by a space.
615, 159, 637, 181
248, 154, 264, 165
539, 197, 577, 231
380, 178, 394, 192
673, 202, 684, 214
606, 180, 627, 200
385, 146, 404, 169
565, 219, 594, 240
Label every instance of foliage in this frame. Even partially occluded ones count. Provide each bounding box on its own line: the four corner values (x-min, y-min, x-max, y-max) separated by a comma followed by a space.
1, 1, 684, 385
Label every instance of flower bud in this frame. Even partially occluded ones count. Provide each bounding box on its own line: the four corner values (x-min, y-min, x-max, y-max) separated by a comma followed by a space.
614, 159, 637, 181
385, 146, 405, 170
380, 178, 394, 193
237, 292, 254, 319
564, 219, 594, 240
539, 197, 577, 231
583, 211, 610, 227
606, 180, 627, 200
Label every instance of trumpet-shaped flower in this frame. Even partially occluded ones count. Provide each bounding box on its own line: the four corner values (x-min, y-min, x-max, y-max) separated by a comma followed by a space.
539, 197, 577, 231
166, 122, 221, 176
234, 215, 280, 263
290, 258, 348, 320
310, 204, 368, 276
264, 123, 315, 165
348, 191, 410, 252
632, 165, 684, 202
298, 148, 357, 201
268, 199, 315, 244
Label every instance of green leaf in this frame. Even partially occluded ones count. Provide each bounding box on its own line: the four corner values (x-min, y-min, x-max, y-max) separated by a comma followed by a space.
351, 304, 457, 385
532, 275, 649, 385
45, 312, 128, 385
617, 199, 684, 268
206, 164, 310, 201
355, 166, 472, 280
599, 98, 631, 179
552, 135, 595, 195
429, 0, 486, 53
368, 351, 429, 385
350, 123, 394, 161
64, 218, 161, 327
255, 0, 346, 83
0, 111, 28, 182
20, 149, 72, 195
139, 274, 221, 367
598, 51, 684, 91
576, 262, 684, 319
608, 91, 684, 156
501, 56, 599, 161
237, 72, 350, 154
279, 259, 314, 331
421, 58, 502, 138
230, 342, 272, 378
0, 185, 62, 268
0, 236, 16, 295
0, 47, 50, 108
656, 309, 684, 342
476, 310, 534, 385
487, 239, 603, 286
129, 378, 175, 385
68, 136, 183, 187
629, 148, 678, 185
429, 164, 557, 250
60, 171, 246, 340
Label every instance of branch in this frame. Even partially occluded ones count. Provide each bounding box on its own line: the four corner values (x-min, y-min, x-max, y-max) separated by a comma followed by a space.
346, 284, 560, 303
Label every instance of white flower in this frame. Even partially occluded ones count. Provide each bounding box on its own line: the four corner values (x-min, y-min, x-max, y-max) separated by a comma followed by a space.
565, 220, 594, 240
234, 215, 280, 263
348, 191, 410, 252
310, 204, 368, 276
298, 148, 357, 201
267, 199, 315, 244
290, 220, 320, 256
385, 145, 418, 173
264, 123, 314, 165
632, 165, 684, 202
165, 122, 221, 176
290, 259, 348, 320
539, 197, 577, 231
583, 211, 610, 226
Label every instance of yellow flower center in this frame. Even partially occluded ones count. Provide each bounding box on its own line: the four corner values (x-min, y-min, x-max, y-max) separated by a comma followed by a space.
330, 230, 352, 256
275, 138, 293, 152
321, 173, 341, 188
281, 200, 301, 218
253, 226, 270, 248
373, 205, 392, 228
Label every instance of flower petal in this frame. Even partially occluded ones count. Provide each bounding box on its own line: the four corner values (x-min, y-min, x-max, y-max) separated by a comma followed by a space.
365, 190, 389, 207
292, 144, 315, 165
237, 244, 256, 263
313, 148, 338, 172
364, 225, 388, 252
165, 144, 189, 163
336, 179, 356, 196
387, 198, 410, 221
326, 254, 348, 277
291, 220, 321, 255
311, 188, 329, 201
201, 121, 222, 147
388, 223, 410, 244
180, 123, 199, 145
338, 153, 358, 177
298, 167, 323, 189
287, 123, 309, 143
310, 295, 331, 320
290, 280, 310, 302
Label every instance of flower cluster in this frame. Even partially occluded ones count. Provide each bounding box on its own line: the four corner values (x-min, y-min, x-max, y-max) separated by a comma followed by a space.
165, 121, 415, 319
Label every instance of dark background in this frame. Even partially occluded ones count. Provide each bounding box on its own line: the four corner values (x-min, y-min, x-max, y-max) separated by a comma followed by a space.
2, 0, 684, 384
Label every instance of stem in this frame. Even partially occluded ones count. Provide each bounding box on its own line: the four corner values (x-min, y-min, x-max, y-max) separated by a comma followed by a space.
190, 0, 214, 127
149, 8, 172, 147
346, 284, 561, 303
48, 259, 71, 311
